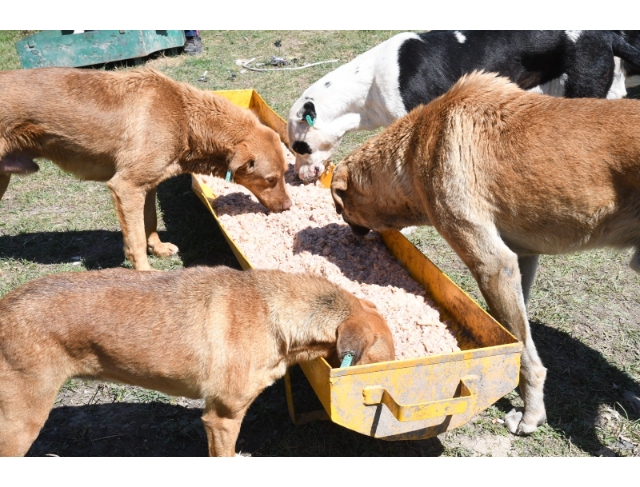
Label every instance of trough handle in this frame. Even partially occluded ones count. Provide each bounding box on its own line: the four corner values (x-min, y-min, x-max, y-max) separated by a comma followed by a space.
362, 376, 478, 422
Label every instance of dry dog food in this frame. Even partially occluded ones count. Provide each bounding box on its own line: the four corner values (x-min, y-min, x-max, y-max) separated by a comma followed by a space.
196, 151, 460, 360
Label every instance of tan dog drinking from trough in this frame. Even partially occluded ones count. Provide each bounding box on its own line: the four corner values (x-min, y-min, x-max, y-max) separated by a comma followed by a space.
331, 71, 640, 435
0, 266, 395, 456
0, 67, 292, 270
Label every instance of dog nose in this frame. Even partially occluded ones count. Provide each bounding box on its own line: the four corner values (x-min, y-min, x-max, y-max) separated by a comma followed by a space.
282, 198, 292, 211
313, 166, 321, 177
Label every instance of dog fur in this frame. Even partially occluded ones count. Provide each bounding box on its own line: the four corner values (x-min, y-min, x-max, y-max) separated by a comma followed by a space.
0, 67, 292, 270
289, 30, 640, 183
330, 71, 640, 435
0, 266, 395, 456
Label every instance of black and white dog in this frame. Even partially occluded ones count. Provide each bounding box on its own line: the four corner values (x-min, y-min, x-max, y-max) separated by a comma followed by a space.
288, 30, 640, 183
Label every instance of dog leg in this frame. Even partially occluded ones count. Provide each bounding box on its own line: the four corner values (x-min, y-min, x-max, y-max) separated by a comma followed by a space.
107, 176, 152, 271
0, 377, 60, 456
201, 403, 248, 457
0, 174, 9, 201
144, 188, 179, 258
439, 224, 547, 435
518, 255, 539, 306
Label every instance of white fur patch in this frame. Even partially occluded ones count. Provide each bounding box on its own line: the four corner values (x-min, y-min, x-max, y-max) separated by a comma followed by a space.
607, 57, 627, 99
286, 32, 422, 182
565, 30, 582, 43
454, 31, 466, 44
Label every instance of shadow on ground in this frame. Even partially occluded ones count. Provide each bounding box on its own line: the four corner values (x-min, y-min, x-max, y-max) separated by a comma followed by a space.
0, 174, 240, 270
0, 229, 126, 269
491, 320, 640, 455
28, 366, 445, 457
156, 174, 240, 269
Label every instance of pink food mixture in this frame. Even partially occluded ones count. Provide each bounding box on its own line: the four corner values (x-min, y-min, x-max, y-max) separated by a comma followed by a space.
195, 151, 460, 360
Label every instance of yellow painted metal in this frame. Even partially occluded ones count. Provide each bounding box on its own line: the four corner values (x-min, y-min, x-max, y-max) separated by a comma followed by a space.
362, 376, 477, 422
190, 90, 523, 440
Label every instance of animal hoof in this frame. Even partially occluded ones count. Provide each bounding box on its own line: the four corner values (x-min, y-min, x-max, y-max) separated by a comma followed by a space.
150, 242, 179, 258
504, 408, 541, 435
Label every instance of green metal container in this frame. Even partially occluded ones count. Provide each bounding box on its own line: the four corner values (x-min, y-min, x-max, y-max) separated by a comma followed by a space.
15, 30, 186, 69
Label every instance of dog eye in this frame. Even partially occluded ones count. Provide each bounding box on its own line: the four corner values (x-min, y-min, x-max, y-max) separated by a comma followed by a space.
248, 160, 255, 169
266, 177, 276, 184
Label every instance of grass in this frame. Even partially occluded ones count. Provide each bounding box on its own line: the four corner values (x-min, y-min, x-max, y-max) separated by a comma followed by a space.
1, 30, 639, 457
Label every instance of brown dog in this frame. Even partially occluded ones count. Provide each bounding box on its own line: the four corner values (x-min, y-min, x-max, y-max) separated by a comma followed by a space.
331, 71, 640, 436
0, 266, 394, 456
0, 67, 292, 270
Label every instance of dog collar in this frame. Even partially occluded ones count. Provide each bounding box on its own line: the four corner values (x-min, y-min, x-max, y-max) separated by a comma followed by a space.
305, 114, 315, 127
340, 352, 354, 368
225, 170, 234, 183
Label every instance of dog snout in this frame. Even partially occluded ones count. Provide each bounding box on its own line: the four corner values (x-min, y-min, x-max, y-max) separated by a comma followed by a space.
298, 165, 317, 184
265, 194, 293, 212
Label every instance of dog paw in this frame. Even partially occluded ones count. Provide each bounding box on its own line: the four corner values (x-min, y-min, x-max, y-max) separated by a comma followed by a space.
504, 408, 540, 435
149, 242, 179, 258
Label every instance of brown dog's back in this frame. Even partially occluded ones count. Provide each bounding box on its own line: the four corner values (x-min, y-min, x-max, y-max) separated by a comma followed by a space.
0, 68, 190, 181
0, 67, 291, 270
0, 266, 393, 397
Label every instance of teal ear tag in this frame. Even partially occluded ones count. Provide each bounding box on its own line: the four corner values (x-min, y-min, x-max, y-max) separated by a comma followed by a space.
340, 352, 354, 368
225, 170, 233, 183
305, 114, 315, 127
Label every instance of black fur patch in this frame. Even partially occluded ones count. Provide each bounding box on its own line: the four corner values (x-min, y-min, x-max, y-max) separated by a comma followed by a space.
301, 101, 316, 121
292, 141, 312, 155
397, 30, 638, 112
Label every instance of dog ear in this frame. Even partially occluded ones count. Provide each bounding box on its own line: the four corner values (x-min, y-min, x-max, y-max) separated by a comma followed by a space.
331, 164, 348, 215
336, 314, 395, 366
336, 316, 370, 366
298, 101, 317, 125
228, 143, 255, 175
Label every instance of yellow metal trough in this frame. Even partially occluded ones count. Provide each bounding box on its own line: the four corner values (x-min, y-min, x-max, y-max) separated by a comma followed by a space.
191, 89, 522, 440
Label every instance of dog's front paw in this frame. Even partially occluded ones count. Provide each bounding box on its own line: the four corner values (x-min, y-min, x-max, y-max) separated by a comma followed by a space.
504, 408, 541, 435
149, 242, 179, 258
